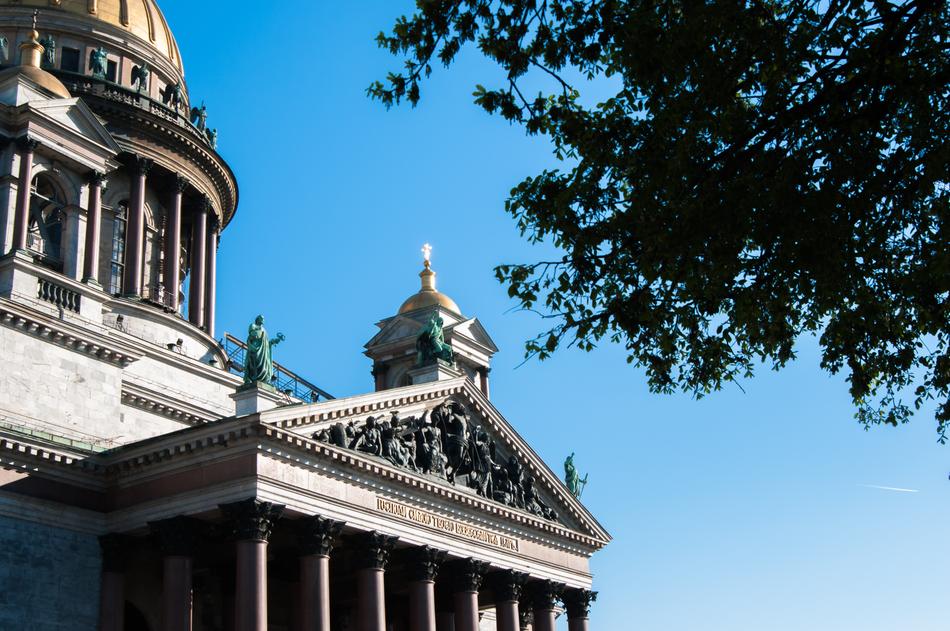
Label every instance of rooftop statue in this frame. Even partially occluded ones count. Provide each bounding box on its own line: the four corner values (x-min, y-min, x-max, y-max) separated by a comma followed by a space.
206, 128, 218, 150
190, 103, 208, 131
564, 452, 588, 499
161, 81, 184, 111
243, 315, 285, 387
0, 36, 8, 62
89, 47, 108, 79
416, 313, 454, 365
39, 34, 55, 67
131, 62, 150, 93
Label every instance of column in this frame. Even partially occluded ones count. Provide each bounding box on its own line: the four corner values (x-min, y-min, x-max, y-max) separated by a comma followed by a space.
492, 571, 528, 631
371, 365, 389, 392
220, 498, 285, 631
297, 516, 345, 631
164, 175, 186, 312
204, 217, 218, 336
478, 368, 490, 398
188, 198, 208, 328
82, 172, 104, 284
563, 589, 596, 631
150, 516, 203, 631
98, 534, 131, 631
354, 531, 397, 631
11, 137, 38, 252
452, 559, 488, 631
123, 157, 151, 296
409, 546, 446, 631
529, 582, 562, 631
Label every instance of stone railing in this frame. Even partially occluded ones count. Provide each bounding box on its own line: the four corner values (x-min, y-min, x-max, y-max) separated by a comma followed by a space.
37, 278, 81, 313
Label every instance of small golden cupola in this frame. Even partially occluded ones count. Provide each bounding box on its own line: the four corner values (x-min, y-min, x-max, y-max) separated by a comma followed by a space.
366, 244, 498, 396
0, 17, 72, 98
398, 243, 463, 316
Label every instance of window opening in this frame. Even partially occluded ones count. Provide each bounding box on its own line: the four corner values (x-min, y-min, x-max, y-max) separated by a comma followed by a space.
27, 174, 65, 268
108, 201, 128, 295
60, 47, 79, 73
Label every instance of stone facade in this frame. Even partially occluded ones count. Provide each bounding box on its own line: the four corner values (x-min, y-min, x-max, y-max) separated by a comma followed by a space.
0, 514, 101, 631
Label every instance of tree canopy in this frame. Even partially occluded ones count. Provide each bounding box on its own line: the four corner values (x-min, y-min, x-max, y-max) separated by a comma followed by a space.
369, 1, 950, 438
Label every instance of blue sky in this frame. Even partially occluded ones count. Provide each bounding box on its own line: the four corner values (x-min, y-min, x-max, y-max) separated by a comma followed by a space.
161, 2, 949, 628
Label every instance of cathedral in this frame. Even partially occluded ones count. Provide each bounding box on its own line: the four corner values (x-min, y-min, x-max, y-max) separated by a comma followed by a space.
0, 2, 609, 631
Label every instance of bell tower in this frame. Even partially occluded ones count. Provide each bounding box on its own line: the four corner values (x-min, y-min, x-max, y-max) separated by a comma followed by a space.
364, 245, 498, 396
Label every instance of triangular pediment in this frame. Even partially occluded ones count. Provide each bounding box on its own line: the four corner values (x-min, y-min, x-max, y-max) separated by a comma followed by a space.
364, 314, 425, 350
28, 98, 122, 155
260, 378, 610, 545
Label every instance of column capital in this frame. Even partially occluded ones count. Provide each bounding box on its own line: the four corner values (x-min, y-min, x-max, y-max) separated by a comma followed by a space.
99, 533, 134, 572
529, 580, 563, 610
408, 545, 447, 582
87, 171, 105, 186
492, 570, 529, 602
451, 558, 490, 593
132, 156, 153, 176
562, 589, 597, 620
296, 515, 345, 557
519, 609, 533, 631
353, 530, 398, 570
220, 498, 285, 543
149, 516, 204, 557
174, 174, 189, 193
15, 136, 39, 152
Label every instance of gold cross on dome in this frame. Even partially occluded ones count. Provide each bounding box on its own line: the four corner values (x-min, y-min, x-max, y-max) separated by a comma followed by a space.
421, 243, 432, 264
32, 9, 39, 30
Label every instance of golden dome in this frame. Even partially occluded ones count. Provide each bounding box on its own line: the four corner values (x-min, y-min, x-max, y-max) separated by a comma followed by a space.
398, 258, 462, 316
0, 63, 71, 98
2, 0, 184, 75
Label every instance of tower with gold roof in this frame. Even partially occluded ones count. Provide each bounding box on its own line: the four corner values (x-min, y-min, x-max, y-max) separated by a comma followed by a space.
365, 245, 498, 395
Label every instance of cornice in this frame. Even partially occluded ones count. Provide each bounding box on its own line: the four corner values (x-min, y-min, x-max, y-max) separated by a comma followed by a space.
58, 78, 238, 227
0, 298, 142, 367
258, 424, 608, 551
263, 379, 612, 545
120, 382, 217, 427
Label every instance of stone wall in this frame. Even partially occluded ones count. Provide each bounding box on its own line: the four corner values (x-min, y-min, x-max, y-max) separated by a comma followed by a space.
0, 324, 123, 446
0, 513, 101, 631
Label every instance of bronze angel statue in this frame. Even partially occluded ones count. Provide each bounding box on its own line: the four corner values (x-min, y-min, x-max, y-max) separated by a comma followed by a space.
161, 81, 184, 111
190, 103, 208, 131
415, 314, 455, 365
131, 62, 150, 93
89, 47, 107, 79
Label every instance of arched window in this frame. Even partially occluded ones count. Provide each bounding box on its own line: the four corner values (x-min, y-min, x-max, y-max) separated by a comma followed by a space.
28, 174, 65, 268
108, 201, 129, 295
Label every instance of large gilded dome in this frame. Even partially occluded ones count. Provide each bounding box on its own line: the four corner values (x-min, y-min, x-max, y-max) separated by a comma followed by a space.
1, 0, 184, 74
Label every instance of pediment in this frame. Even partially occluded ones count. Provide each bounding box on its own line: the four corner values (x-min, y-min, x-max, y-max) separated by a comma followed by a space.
28, 98, 122, 154
263, 378, 609, 544
364, 314, 423, 350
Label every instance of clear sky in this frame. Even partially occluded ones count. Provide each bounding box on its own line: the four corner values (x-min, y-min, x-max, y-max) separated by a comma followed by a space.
160, 2, 948, 628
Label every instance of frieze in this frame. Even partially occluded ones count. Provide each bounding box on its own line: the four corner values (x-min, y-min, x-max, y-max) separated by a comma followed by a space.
376, 497, 519, 553
315, 399, 558, 522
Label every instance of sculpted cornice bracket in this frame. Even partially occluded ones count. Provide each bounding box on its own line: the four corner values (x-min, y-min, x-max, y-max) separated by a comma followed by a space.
563, 588, 597, 619
529, 580, 564, 610
220, 498, 285, 543
493, 569, 529, 602
451, 558, 490, 593
353, 531, 398, 571
296, 515, 345, 557
408, 545, 447, 583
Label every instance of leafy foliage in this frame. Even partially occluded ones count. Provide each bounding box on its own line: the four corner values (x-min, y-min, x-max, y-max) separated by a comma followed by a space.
369, 1, 950, 438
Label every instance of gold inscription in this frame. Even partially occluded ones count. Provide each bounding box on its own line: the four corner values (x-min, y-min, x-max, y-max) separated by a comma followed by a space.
376, 497, 519, 552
